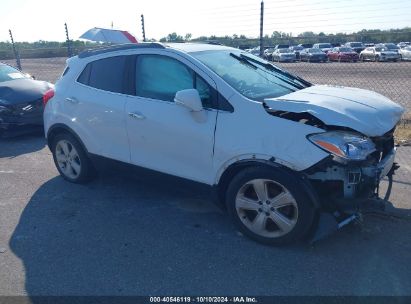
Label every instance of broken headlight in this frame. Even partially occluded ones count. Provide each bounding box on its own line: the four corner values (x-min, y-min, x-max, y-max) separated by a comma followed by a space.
308, 131, 376, 161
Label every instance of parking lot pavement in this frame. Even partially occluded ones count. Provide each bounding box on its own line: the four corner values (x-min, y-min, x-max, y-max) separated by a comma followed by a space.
0, 135, 411, 296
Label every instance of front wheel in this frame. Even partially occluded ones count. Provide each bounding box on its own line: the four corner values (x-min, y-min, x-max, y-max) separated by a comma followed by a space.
51, 133, 96, 183
225, 167, 316, 245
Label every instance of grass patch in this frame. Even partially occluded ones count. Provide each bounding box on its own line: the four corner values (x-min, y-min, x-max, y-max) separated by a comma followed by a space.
395, 113, 411, 145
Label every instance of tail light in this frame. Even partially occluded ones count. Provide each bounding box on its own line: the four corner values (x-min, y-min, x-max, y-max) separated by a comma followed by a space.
43, 89, 55, 106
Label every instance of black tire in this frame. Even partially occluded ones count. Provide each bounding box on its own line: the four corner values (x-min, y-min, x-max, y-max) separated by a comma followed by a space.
51, 132, 96, 183
225, 166, 316, 245
375, 55, 380, 62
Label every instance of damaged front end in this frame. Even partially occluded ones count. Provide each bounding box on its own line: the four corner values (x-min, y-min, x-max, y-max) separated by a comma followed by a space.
302, 127, 399, 241
263, 86, 405, 241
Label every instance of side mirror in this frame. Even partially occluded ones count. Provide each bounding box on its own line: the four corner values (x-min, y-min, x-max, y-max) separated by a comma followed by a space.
174, 89, 203, 112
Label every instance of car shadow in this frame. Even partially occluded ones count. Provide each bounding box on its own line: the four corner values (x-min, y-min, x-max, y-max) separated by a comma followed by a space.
8, 162, 411, 296
0, 131, 46, 158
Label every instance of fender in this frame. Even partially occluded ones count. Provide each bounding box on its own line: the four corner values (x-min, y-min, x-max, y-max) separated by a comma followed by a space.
46, 123, 89, 154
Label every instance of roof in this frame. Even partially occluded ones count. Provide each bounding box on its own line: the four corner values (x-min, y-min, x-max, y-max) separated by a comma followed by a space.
165, 43, 235, 53
77, 42, 236, 59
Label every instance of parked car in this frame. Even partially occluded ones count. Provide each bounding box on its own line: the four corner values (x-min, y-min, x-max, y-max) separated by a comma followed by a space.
44, 43, 404, 245
327, 47, 359, 62
263, 47, 276, 60
289, 45, 304, 60
298, 43, 313, 49
399, 46, 411, 61
271, 49, 296, 62
299, 48, 328, 62
376, 43, 400, 54
397, 42, 410, 48
312, 43, 333, 53
360, 46, 401, 62
344, 42, 365, 53
0, 62, 53, 137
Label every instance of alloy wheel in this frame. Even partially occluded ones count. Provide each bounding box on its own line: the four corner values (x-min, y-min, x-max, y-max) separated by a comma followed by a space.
235, 179, 298, 238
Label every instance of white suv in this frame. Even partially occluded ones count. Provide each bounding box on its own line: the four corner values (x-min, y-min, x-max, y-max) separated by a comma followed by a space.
44, 43, 404, 245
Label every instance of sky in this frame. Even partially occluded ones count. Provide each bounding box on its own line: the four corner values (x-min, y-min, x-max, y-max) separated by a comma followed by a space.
0, 0, 410, 42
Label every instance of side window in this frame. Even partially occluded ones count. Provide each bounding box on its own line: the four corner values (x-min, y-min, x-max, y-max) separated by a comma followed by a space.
136, 55, 193, 102
77, 56, 127, 94
195, 75, 213, 109
135, 55, 215, 109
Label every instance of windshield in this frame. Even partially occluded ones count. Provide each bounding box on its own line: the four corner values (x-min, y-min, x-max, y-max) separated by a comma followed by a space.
192, 50, 309, 101
350, 43, 363, 47
339, 47, 353, 52
309, 48, 323, 53
375, 47, 387, 52
318, 43, 332, 48
291, 46, 303, 50
0, 65, 28, 83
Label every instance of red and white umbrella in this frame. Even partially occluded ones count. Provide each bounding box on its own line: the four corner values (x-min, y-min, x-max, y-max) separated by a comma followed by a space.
80, 27, 138, 44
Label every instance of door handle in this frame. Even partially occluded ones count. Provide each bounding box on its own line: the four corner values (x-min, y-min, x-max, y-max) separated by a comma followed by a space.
65, 97, 79, 104
128, 111, 145, 120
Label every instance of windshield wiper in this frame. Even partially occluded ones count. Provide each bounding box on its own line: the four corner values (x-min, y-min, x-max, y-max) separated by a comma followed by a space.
230, 53, 258, 69
240, 54, 311, 88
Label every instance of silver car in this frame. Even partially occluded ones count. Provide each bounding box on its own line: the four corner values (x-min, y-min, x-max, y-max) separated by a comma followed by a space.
360, 47, 401, 62
271, 49, 296, 62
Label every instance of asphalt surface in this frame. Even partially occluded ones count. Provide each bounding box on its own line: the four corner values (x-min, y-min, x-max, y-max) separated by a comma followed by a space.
2, 58, 411, 113
0, 135, 411, 296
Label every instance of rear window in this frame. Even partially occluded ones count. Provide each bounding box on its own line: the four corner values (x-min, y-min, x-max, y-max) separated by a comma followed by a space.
77, 56, 128, 94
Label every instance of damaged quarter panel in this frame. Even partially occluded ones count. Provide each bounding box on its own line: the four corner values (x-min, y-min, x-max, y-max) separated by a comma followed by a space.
213, 90, 330, 183
264, 85, 404, 137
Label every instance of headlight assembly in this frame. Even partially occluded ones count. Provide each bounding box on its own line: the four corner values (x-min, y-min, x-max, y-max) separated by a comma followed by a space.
308, 131, 376, 161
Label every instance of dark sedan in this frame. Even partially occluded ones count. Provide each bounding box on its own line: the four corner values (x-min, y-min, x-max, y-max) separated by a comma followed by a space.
299, 48, 328, 62
327, 47, 359, 62
0, 63, 53, 137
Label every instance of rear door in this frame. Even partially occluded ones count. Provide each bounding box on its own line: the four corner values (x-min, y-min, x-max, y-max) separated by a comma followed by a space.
67, 55, 133, 162
125, 52, 218, 184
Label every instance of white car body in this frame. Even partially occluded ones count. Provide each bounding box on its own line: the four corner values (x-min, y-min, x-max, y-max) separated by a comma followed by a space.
44, 43, 404, 184
360, 47, 401, 61
44, 43, 404, 243
399, 46, 411, 61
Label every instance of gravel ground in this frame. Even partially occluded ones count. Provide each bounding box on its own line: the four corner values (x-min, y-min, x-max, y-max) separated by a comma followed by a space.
2, 57, 411, 113
0, 135, 410, 296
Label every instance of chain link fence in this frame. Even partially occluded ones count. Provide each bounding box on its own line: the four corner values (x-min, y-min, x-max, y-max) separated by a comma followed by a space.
1, 44, 410, 117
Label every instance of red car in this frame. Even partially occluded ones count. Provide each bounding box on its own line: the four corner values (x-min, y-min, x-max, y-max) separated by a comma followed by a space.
327, 47, 359, 62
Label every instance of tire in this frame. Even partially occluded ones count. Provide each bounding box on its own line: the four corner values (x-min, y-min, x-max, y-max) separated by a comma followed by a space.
51, 132, 96, 183
225, 166, 316, 245
360, 55, 364, 62
375, 55, 380, 62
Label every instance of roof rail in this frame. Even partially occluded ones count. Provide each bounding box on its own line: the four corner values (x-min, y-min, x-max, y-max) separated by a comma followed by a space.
78, 42, 166, 58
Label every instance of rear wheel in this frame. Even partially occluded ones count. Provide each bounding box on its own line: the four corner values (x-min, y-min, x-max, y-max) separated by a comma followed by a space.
51, 133, 95, 183
225, 167, 316, 245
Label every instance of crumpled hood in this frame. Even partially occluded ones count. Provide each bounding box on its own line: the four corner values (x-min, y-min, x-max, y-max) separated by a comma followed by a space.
264, 85, 404, 137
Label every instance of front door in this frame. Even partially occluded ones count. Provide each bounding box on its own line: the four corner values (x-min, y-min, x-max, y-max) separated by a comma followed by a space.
125, 53, 218, 184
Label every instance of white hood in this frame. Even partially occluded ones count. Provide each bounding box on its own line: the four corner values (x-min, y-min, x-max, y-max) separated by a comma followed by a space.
264, 85, 404, 137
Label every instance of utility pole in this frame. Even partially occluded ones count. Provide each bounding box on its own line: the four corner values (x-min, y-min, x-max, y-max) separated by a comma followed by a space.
259, 1, 264, 57
9, 30, 21, 70
65, 23, 73, 57
141, 14, 146, 42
